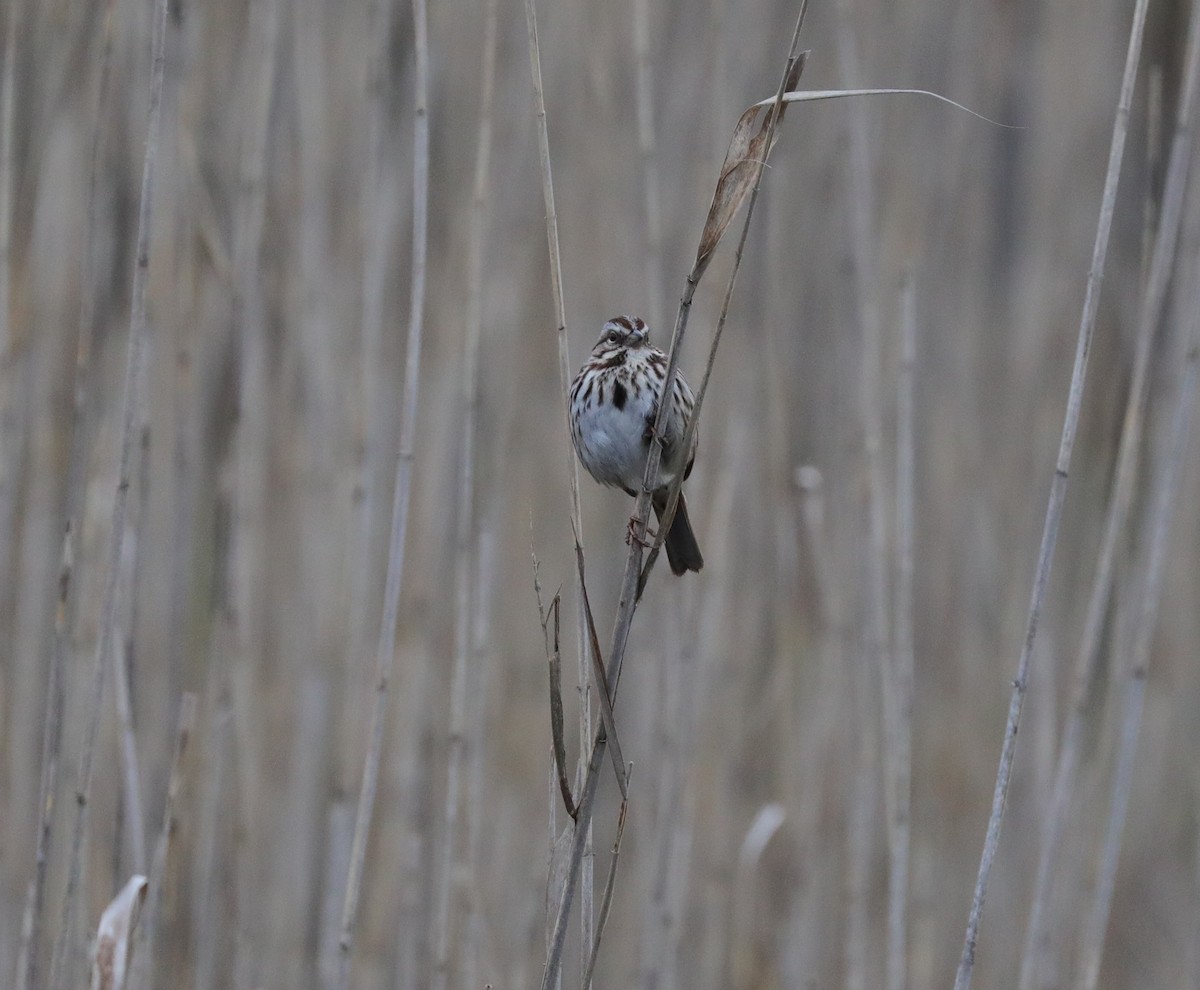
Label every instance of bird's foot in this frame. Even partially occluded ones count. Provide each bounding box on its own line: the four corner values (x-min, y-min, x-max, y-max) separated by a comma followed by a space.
625, 515, 657, 549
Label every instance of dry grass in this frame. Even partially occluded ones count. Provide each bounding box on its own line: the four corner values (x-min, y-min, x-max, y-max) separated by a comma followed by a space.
1, 0, 1199, 988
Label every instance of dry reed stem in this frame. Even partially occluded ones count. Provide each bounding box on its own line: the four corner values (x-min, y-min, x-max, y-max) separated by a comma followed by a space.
542, 12, 808, 986
638, 40, 807, 591
833, 5, 898, 986
335, 0, 428, 980
523, 0, 595, 963
575, 544, 628, 798
581, 791, 630, 989
127, 693, 197, 990
632, 0, 664, 331
891, 275, 917, 990
463, 532, 500, 989
1017, 7, 1200, 986
89, 875, 147, 990
953, 0, 1150, 985
48, 0, 170, 982
112, 615, 146, 876
536, 578, 578, 819
21, 2, 120, 976
1074, 274, 1200, 990
729, 804, 786, 988
0, 0, 21, 626
225, 1, 280, 980
642, 419, 742, 990
192, 618, 234, 990
114, 403, 154, 882
1140, 68, 1165, 292
347, 0, 398, 710
541, 740, 603, 990
431, 3, 500, 984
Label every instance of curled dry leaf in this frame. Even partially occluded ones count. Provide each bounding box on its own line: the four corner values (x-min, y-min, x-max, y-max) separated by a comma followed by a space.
694, 51, 807, 276
91, 874, 149, 990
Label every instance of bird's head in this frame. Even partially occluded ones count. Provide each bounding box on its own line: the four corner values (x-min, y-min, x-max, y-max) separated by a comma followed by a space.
597, 315, 650, 351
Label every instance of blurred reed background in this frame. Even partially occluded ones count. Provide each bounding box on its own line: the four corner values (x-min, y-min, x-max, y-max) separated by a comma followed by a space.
1, 0, 1199, 987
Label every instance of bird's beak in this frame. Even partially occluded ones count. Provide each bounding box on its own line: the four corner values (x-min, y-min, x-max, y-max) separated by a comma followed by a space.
632, 328, 647, 345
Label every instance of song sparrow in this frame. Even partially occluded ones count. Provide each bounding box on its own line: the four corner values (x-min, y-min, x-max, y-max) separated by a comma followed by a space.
569, 315, 704, 575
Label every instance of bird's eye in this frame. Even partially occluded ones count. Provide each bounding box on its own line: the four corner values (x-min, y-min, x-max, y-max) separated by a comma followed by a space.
607, 330, 619, 342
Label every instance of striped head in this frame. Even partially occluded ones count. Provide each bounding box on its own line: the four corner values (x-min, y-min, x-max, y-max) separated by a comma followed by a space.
592, 315, 651, 359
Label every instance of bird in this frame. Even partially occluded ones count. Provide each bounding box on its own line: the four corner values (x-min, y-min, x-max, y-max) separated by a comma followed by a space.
568, 315, 703, 575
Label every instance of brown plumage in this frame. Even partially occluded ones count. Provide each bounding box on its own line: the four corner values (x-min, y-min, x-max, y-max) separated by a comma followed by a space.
568, 316, 703, 575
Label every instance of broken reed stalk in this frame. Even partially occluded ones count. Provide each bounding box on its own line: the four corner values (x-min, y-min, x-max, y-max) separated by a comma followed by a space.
1074, 272, 1200, 990
1016, 6, 1200, 986
430, 2, 499, 985
952, 0, 1150, 985
47, 0, 170, 983
540, 10, 809, 987
523, 0, 595, 962
334, 0, 428, 982
536, 583, 577, 819
20, 5, 120, 982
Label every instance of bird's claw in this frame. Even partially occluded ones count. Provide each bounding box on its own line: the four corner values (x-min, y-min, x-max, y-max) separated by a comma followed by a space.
625, 516, 657, 549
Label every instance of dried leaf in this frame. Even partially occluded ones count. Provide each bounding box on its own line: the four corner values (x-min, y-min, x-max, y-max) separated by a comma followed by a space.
91, 875, 149, 990
695, 51, 807, 275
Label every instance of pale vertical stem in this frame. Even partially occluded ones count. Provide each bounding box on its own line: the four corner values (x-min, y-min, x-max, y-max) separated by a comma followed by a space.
1074, 283, 1200, 990
890, 277, 917, 990
1017, 8, 1200, 988
114, 403, 153, 878
523, 0, 593, 966
0, 0, 21, 620
954, 0, 1150, 985
225, 1, 280, 981
835, 6, 895, 988
193, 621, 235, 990
654, 421, 742, 990
334, 0, 429, 981
346, 0, 397, 739
631, 0, 664, 331
463, 531, 498, 990
128, 693, 198, 990
18, 0, 108, 960
431, 2, 499, 986
112, 612, 147, 876
1139, 68, 1164, 293
47, 0, 170, 983
318, 803, 354, 989
546, 760, 562, 990
845, 652, 878, 990
627, 18, 670, 971
230, 0, 280, 696
332, 0, 396, 946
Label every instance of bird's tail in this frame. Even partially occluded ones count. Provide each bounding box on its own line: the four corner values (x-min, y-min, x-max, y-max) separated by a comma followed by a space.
652, 490, 704, 575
